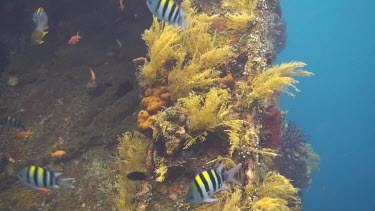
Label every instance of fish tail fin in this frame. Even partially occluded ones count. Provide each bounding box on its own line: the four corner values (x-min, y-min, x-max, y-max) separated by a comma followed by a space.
57, 176, 75, 189
224, 163, 242, 186
179, 13, 188, 32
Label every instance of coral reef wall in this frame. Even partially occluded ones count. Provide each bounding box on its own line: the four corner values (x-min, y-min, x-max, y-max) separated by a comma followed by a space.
115, 0, 319, 210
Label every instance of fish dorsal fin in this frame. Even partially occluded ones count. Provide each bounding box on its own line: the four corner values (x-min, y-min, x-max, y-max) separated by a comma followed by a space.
216, 163, 224, 174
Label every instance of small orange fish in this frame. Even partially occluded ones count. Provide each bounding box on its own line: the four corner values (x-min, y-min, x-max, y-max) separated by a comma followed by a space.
119, 0, 124, 11
51, 150, 66, 157
16, 129, 33, 139
90, 68, 96, 81
36, 188, 51, 193
68, 32, 81, 44
8, 157, 16, 163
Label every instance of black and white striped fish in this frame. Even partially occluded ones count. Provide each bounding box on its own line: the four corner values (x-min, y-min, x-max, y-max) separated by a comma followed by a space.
18, 166, 75, 190
186, 163, 242, 204
146, 0, 187, 31
0, 116, 26, 131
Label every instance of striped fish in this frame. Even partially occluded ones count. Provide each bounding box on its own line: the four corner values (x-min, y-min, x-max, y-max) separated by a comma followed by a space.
0, 116, 26, 131
18, 166, 75, 190
186, 163, 242, 204
146, 0, 187, 31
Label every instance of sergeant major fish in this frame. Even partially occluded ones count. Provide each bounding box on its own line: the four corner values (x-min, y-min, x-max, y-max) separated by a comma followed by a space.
18, 166, 75, 190
146, 0, 187, 31
31, 7, 48, 45
0, 116, 26, 131
186, 163, 242, 204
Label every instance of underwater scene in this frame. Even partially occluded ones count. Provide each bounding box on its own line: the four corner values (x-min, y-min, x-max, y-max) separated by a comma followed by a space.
1, 0, 373, 210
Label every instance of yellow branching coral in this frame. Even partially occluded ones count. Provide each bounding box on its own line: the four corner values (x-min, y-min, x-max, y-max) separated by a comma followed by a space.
175, 88, 245, 149
227, 126, 257, 155
226, 12, 255, 32
252, 197, 290, 211
306, 143, 320, 173
257, 172, 300, 209
141, 18, 181, 85
140, 0, 234, 97
223, 188, 242, 211
237, 62, 314, 107
114, 131, 149, 210
178, 88, 230, 131
113, 176, 137, 211
167, 23, 234, 100
118, 131, 148, 173
257, 148, 278, 166
222, 0, 257, 14
181, 0, 219, 56
206, 155, 236, 167
155, 158, 168, 182
168, 55, 221, 101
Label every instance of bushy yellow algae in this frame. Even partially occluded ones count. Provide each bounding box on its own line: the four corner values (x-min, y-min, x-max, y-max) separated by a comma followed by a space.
155, 158, 168, 182
226, 12, 255, 32
139, 0, 234, 98
306, 144, 320, 172
252, 197, 290, 211
223, 188, 242, 211
206, 155, 236, 167
113, 176, 137, 211
258, 172, 299, 201
237, 62, 314, 107
114, 131, 149, 210
141, 18, 181, 85
176, 88, 244, 149
117, 131, 148, 173
167, 44, 234, 100
222, 0, 257, 13
254, 171, 300, 211
226, 126, 258, 156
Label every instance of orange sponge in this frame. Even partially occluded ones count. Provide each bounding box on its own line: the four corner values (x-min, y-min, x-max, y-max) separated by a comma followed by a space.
147, 98, 168, 113
137, 110, 154, 131
138, 110, 150, 121
218, 73, 234, 87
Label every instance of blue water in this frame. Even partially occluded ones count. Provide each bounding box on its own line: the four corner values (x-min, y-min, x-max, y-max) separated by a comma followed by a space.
278, 1, 375, 210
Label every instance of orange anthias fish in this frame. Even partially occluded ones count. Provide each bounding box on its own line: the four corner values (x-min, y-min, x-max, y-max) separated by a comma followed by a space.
51, 150, 66, 157
90, 68, 96, 82
68, 32, 81, 44
8, 157, 16, 163
36, 188, 52, 193
16, 129, 33, 139
119, 0, 124, 11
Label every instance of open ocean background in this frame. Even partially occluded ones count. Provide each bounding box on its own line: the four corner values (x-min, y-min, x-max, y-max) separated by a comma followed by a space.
278, 0, 375, 210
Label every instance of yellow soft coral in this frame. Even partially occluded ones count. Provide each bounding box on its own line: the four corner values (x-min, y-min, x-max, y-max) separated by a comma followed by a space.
139, 0, 234, 99
117, 131, 148, 173
175, 88, 244, 149
222, 0, 257, 14
252, 197, 290, 211
114, 131, 149, 210
237, 62, 314, 107
226, 12, 255, 32
155, 158, 168, 182
253, 171, 300, 211
141, 18, 182, 85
